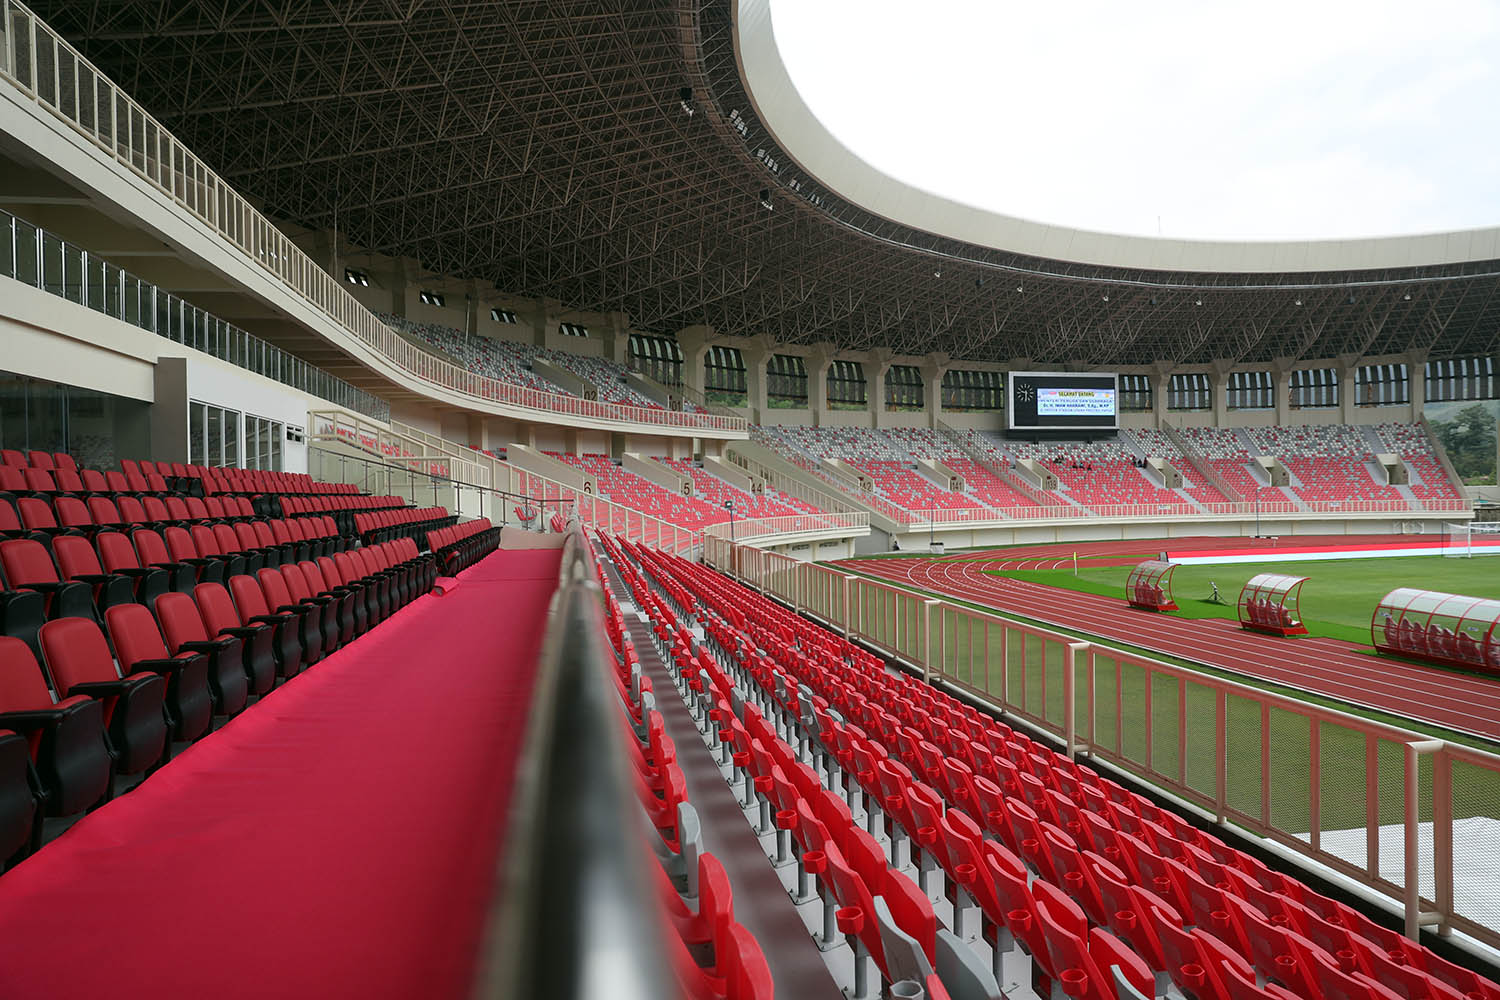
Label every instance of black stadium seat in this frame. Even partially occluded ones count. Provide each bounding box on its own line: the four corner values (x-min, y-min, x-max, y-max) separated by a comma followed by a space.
0, 635, 110, 820
101, 604, 214, 744
152, 593, 250, 718
194, 582, 277, 698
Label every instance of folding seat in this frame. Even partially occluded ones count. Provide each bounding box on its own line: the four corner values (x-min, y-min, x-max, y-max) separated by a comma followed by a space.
0, 500, 21, 540
281, 562, 340, 655
161, 526, 225, 586
980, 840, 1054, 970
189, 523, 245, 580
1086, 849, 1180, 974
1219, 956, 1306, 1000
53, 466, 89, 496
332, 550, 383, 627
52, 495, 97, 536
38, 617, 168, 777
0, 467, 24, 497
0, 635, 110, 819
0, 538, 97, 630
96, 530, 169, 607
0, 724, 37, 867
0, 451, 24, 468
212, 522, 258, 576
16, 497, 66, 538
1152, 904, 1248, 1000
141, 495, 170, 525
194, 583, 276, 697
144, 472, 170, 494
227, 574, 305, 679
1040, 823, 1112, 928
183, 497, 211, 522
301, 560, 356, 647
86, 495, 126, 531
131, 528, 197, 594
163, 496, 192, 524
22, 469, 57, 496
234, 521, 280, 568
150, 593, 249, 717
255, 567, 323, 666
202, 497, 229, 521
103, 602, 214, 741
269, 519, 309, 564
103, 469, 133, 495
1033, 879, 1154, 1000
51, 535, 135, 615
26, 452, 54, 471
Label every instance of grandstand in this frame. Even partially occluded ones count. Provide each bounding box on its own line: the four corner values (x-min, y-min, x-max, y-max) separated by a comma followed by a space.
0, 1, 1498, 998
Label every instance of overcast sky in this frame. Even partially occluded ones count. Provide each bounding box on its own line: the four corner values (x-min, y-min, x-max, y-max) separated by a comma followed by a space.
770, 0, 1500, 241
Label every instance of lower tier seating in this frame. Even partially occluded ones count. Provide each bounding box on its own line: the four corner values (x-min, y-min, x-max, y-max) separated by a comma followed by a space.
605, 537, 1500, 1000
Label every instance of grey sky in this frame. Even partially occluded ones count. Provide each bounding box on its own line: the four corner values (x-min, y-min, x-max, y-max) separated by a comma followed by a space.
770, 0, 1500, 241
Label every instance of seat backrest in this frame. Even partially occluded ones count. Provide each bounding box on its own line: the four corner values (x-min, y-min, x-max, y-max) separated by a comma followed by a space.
141, 496, 169, 522
144, 473, 169, 493
87, 496, 122, 526
155, 591, 210, 649
54, 468, 86, 493
0, 450, 25, 468
104, 470, 131, 493
233, 522, 259, 550
269, 520, 293, 545
25, 451, 54, 471
0, 538, 60, 587
0, 635, 53, 711
52, 535, 106, 579
184, 497, 209, 520
53, 496, 92, 529
132, 528, 172, 566
251, 521, 275, 547
0, 467, 24, 491
164, 497, 190, 520
299, 560, 331, 593
22, 468, 56, 493
256, 567, 294, 609
104, 602, 171, 665
39, 617, 117, 689
17, 497, 58, 531
228, 575, 270, 623
0, 500, 19, 534
193, 582, 241, 637
213, 523, 241, 554
190, 524, 220, 557
96, 531, 142, 572
203, 498, 227, 519
163, 525, 198, 561
280, 563, 314, 603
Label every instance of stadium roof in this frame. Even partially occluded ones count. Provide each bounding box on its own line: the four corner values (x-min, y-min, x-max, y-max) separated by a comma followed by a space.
28, 0, 1500, 368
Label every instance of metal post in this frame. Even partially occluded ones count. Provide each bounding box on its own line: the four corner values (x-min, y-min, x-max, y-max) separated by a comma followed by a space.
1404, 739, 1444, 940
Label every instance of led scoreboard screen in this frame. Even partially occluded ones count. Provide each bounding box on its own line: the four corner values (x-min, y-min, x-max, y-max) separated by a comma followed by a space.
1008, 372, 1119, 431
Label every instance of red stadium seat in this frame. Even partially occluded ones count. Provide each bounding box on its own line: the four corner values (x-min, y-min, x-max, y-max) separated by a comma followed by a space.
38, 617, 167, 776
194, 582, 277, 697
104, 602, 214, 742
152, 592, 250, 717
0, 634, 110, 819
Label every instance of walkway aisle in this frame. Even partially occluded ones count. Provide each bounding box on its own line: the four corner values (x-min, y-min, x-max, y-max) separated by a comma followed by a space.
0, 546, 561, 1000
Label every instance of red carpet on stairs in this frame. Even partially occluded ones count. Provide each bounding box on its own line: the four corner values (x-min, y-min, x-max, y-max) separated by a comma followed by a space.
0, 546, 561, 1000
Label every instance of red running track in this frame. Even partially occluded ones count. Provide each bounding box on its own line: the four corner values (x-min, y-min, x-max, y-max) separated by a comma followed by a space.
0, 546, 561, 1000
839, 550, 1500, 743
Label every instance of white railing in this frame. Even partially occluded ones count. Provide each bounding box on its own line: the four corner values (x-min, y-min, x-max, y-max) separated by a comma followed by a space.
897, 497, 1472, 527
704, 539, 1500, 952
702, 511, 871, 542
0, 0, 746, 437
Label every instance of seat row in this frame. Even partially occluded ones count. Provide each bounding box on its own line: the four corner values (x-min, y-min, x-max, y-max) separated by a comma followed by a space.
1, 492, 260, 539
592, 542, 775, 1000
0, 536, 438, 870
353, 506, 453, 544
426, 518, 500, 576
601, 533, 991, 1000
0, 518, 351, 655
0, 463, 173, 498
179, 465, 361, 497
618, 539, 1500, 1000
275, 494, 407, 516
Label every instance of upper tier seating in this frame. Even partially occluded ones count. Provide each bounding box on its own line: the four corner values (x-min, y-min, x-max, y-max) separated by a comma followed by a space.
381, 313, 664, 409
549, 454, 731, 531
1127, 429, 1231, 505
998, 437, 1189, 513
1181, 427, 1267, 500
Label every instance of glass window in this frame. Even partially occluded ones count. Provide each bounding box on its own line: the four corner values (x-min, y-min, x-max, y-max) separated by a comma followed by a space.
206, 405, 222, 467
827, 360, 867, 408
942, 369, 1003, 411
884, 365, 924, 410
1167, 373, 1212, 411
189, 401, 206, 465
1119, 373, 1152, 412
1227, 370, 1274, 411
704, 346, 747, 405
270, 422, 282, 472
1355, 363, 1409, 406
223, 410, 239, 467
767, 354, 808, 406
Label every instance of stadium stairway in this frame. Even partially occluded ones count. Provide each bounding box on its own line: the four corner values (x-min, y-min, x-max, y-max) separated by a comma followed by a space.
599, 549, 843, 999
0, 545, 560, 999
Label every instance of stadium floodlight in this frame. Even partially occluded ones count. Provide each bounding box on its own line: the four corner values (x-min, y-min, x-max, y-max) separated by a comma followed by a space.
758, 189, 773, 211
679, 86, 695, 116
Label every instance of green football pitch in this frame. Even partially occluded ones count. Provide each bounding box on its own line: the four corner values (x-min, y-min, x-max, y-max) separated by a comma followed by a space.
982, 553, 1500, 645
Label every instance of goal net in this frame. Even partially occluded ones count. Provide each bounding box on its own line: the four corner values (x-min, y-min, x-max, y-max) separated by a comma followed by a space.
1441, 521, 1500, 558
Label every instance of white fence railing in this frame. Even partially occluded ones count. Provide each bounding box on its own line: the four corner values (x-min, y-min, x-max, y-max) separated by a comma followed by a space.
702, 512, 871, 542
0, 0, 746, 437
702, 538, 1500, 952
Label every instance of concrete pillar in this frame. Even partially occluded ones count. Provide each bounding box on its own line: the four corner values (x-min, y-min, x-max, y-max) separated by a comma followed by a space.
921, 353, 949, 430
527, 297, 558, 349
1338, 354, 1360, 424
869, 348, 893, 430
742, 338, 772, 421
601, 312, 631, 365
807, 345, 833, 428
391, 256, 423, 318
1151, 366, 1171, 428
1211, 359, 1233, 428
676, 325, 714, 399
1407, 350, 1428, 422
466, 412, 489, 452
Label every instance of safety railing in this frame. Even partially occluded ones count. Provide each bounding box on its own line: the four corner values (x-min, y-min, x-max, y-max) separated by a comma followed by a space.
898, 497, 1473, 527
0, 208, 389, 421
0, 0, 745, 436
701, 536, 1500, 952
473, 520, 676, 999
308, 410, 701, 554
701, 511, 871, 543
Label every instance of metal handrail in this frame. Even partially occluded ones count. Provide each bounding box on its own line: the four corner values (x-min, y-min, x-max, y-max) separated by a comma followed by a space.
473, 523, 677, 999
